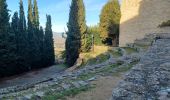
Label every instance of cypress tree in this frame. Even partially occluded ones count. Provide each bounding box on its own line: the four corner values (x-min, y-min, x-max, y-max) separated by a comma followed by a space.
99, 0, 121, 46
11, 12, 19, 36
19, 0, 26, 32
66, 0, 88, 67
32, 0, 42, 68
44, 15, 55, 66
27, 0, 38, 69
39, 26, 45, 66
0, 0, 17, 77
33, 0, 39, 28
11, 12, 27, 73
17, 0, 29, 71
77, 0, 88, 52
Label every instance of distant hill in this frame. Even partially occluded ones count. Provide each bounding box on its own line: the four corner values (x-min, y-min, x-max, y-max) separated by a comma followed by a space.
53, 32, 65, 52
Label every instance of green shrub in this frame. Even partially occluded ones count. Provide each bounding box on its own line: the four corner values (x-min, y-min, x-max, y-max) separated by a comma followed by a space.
159, 20, 170, 27
87, 26, 103, 46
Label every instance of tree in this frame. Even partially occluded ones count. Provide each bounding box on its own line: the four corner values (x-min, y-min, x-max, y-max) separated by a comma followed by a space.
44, 15, 55, 66
0, 0, 17, 77
99, 0, 121, 46
32, 0, 43, 68
76, 0, 88, 52
17, 0, 29, 71
27, 0, 38, 69
33, 0, 39, 28
19, 0, 26, 32
38, 26, 45, 67
66, 0, 89, 67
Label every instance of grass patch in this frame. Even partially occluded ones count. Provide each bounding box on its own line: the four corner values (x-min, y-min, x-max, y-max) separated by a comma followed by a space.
109, 49, 123, 58
122, 47, 138, 55
81, 53, 110, 66
134, 43, 150, 50
42, 86, 93, 100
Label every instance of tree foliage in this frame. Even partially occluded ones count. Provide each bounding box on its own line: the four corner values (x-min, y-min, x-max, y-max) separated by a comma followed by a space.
0, 0, 55, 77
66, 0, 89, 67
44, 15, 55, 66
99, 0, 121, 46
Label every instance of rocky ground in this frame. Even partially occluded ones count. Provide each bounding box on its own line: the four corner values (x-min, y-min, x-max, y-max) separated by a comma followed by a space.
111, 34, 170, 100
0, 33, 160, 100
0, 46, 142, 100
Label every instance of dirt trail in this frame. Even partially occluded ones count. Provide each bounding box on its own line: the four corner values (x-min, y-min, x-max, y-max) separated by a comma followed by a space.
67, 74, 124, 100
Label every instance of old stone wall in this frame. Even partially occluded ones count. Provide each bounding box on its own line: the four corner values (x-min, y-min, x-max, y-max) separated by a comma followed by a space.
112, 36, 170, 100
119, 0, 170, 47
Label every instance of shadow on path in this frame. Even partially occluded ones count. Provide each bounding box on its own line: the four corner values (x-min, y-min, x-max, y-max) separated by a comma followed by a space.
0, 65, 66, 89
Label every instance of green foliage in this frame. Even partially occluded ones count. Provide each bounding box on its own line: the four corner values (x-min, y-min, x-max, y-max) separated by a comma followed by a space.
99, 0, 121, 46
159, 20, 170, 27
109, 49, 123, 58
0, 0, 55, 77
44, 15, 55, 66
122, 47, 138, 55
87, 25, 103, 46
66, 0, 88, 67
42, 86, 92, 100
0, 0, 18, 77
81, 53, 110, 66
33, 0, 39, 28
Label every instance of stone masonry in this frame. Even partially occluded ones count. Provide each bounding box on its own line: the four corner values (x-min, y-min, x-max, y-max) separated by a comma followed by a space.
119, 0, 170, 46
112, 36, 170, 99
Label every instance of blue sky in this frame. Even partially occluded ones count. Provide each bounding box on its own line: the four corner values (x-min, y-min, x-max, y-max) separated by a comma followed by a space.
7, 0, 121, 32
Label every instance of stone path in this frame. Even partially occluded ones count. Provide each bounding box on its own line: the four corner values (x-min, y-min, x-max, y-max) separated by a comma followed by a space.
0, 65, 66, 89
111, 39, 170, 100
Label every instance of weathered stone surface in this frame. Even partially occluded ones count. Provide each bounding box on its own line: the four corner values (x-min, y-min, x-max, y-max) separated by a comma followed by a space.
111, 38, 170, 100
119, 0, 170, 46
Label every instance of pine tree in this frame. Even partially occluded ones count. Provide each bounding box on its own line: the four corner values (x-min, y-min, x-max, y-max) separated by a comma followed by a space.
0, 0, 17, 77
44, 15, 55, 66
99, 0, 121, 46
66, 0, 88, 67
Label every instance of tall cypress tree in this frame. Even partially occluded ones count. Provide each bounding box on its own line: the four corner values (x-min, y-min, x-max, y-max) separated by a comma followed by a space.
19, 0, 26, 32
33, 0, 39, 28
39, 26, 45, 66
17, 0, 29, 70
32, 0, 42, 68
0, 0, 17, 77
11, 12, 26, 72
99, 0, 121, 46
44, 15, 55, 66
27, 0, 38, 69
11, 12, 19, 36
66, 0, 88, 67
77, 0, 88, 52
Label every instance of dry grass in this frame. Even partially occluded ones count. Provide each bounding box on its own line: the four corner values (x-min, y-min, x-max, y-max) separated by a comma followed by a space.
80, 46, 110, 66
80, 45, 109, 58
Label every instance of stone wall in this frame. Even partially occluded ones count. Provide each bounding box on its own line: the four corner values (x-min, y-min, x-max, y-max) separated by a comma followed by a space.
112, 37, 170, 100
119, 0, 170, 47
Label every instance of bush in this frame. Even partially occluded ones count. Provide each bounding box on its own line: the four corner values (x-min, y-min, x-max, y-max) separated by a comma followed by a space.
87, 26, 103, 46
159, 20, 170, 27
